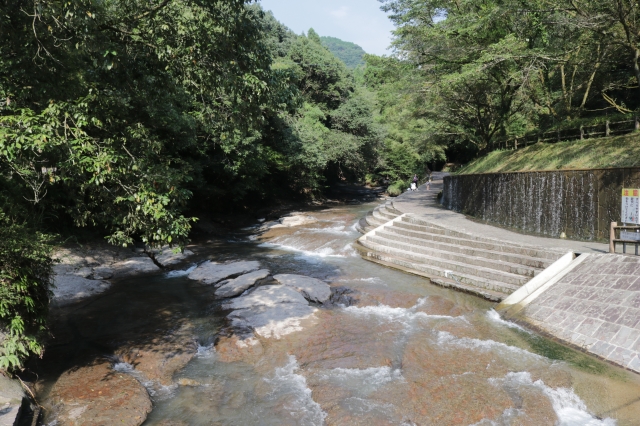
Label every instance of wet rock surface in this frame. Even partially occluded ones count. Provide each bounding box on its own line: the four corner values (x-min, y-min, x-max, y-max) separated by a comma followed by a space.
153, 247, 194, 267
0, 374, 24, 426
224, 285, 308, 309
229, 303, 317, 339
188, 260, 261, 285
222, 285, 317, 339
115, 322, 197, 386
215, 269, 270, 299
111, 256, 160, 276
273, 273, 331, 303
48, 361, 152, 426
323, 286, 358, 307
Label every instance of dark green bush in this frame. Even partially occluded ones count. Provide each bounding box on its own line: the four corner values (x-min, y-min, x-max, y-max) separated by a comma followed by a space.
0, 212, 53, 372
387, 179, 408, 197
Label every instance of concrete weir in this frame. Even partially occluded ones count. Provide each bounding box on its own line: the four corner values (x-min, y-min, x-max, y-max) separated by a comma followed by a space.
355, 174, 640, 374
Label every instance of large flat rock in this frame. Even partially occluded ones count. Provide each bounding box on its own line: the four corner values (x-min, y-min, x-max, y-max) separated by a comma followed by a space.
188, 260, 260, 285
229, 303, 317, 339
215, 269, 270, 299
112, 256, 160, 277
224, 285, 308, 310
52, 275, 111, 305
273, 274, 332, 303
48, 362, 152, 426
115, 322, 197, 386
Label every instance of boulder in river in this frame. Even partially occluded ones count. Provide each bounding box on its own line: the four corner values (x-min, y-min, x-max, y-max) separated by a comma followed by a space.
229, 303, 317, 339
188, 260, 261, 285
224, 285, 308, 310
273, 273, 331, 303
215, 269, 270, 298
48, 361, 152, 426
224, 285, 317, 339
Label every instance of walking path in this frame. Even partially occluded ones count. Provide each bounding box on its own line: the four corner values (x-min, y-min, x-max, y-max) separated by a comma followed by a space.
393, 172, 609, 255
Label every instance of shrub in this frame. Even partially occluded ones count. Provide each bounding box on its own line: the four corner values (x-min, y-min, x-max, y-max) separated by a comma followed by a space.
0, 212, 54, 372
387, 179, 407, 197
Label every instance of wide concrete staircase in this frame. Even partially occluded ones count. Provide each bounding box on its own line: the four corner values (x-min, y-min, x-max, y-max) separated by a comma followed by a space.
355, 204, 564, 301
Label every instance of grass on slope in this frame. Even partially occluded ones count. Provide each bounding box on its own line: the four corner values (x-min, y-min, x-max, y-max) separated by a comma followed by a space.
457, 133, 640, 174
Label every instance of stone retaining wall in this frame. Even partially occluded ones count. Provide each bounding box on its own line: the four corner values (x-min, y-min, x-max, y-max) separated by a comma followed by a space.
442, 168, 640, 241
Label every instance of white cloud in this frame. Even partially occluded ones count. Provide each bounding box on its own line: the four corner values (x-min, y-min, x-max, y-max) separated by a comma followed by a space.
330, 6, 349, 19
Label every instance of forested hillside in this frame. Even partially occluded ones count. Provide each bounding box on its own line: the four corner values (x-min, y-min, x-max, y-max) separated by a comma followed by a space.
320, 36, 366, 68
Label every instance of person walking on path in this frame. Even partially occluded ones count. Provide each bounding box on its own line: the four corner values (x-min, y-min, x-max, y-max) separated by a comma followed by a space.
424, 166, 432, 190
411, 174, 419, 191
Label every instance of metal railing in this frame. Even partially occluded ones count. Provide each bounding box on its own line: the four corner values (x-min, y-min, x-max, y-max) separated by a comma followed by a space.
609, 222, 640, 255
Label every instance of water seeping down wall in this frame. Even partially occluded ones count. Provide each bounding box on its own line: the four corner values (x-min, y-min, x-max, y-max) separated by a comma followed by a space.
442, 168, 640, 241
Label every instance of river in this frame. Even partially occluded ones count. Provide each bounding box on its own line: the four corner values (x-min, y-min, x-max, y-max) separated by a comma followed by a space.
36, 201, 640, 425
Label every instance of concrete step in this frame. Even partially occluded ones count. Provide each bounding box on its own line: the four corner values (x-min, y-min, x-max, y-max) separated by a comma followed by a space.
360, 237, 528, 287
371, 208, 394, 224
354, 244, 504, 301
403, 216, 564, 261
366, 233, 541, 278
398, 217, 532, 246
372, 229, 551, 269
356, 217, 375, 234
356, 241, 518, 295
386, 202, 404, 216
376, 206, 398, 221
383, 224, 558, 261
366, 211, 387, 227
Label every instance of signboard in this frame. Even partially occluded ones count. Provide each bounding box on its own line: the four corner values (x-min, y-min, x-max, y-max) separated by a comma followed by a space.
621, 231, 640, 241
621, 188, 640, 224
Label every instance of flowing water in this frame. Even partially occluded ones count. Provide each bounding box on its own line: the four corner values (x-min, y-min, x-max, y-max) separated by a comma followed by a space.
35, 202, 640, 425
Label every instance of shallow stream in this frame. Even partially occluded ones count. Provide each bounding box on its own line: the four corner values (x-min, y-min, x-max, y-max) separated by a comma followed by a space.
37, 202, 640, 425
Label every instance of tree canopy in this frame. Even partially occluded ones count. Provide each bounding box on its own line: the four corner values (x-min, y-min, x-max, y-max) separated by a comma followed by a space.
372, 0, 640, 160
0, 0, 385, 370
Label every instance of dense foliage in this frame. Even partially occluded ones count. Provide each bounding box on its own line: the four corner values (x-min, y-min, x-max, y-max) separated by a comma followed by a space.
320, 36, 367, 68
0, 214, 53, 371
0, 1, 386, 369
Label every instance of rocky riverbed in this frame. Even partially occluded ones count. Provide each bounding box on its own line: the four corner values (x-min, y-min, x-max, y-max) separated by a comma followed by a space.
18, 203, 640, 425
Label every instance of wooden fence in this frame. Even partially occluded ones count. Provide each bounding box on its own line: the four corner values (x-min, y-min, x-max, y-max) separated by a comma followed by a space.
495, 117, 640, 151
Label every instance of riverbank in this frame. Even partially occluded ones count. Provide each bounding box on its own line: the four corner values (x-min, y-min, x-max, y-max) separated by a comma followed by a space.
457, 133, 640, 174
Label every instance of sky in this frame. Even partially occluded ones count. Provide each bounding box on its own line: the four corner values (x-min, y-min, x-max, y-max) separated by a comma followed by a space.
257, 0, 396, 56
